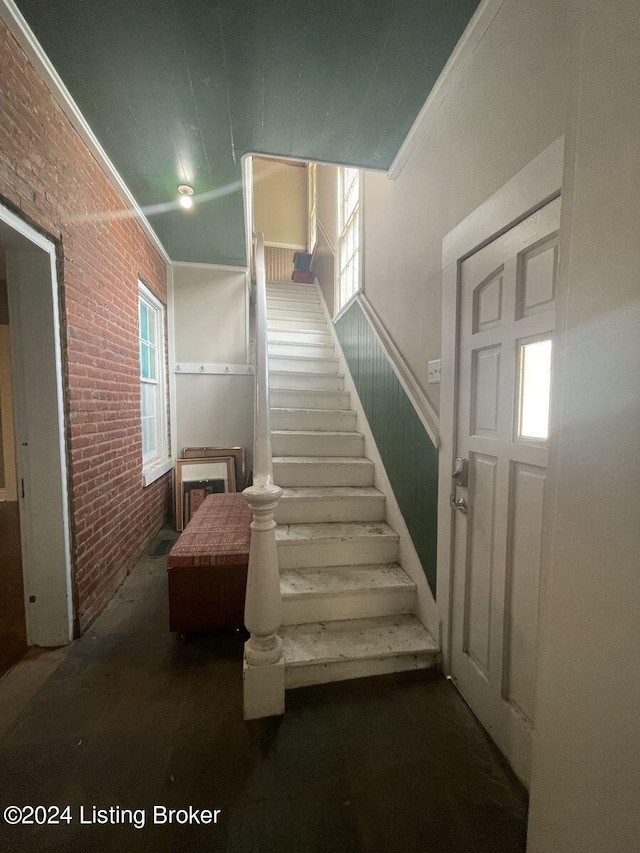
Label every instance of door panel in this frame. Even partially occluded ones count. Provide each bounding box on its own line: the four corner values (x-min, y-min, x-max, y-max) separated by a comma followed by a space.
451, 197, 560, 786
504, 462, 546, 725
464, 453, 498, 678
471, 347, 501, 435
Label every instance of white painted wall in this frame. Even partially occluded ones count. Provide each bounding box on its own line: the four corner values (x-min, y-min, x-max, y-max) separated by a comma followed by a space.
352, 1, 639, 846
253, 159, 308, 249
171, 264, 254, 476
363, 0, 571, 410
527, 3, 640, 850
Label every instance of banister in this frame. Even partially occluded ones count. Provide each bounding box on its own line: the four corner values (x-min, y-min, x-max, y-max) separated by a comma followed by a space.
251, 232, 275, 487
242, 231, 285, 719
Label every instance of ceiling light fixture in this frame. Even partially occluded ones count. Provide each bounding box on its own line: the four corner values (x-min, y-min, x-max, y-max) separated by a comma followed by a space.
177, 184, 194, 209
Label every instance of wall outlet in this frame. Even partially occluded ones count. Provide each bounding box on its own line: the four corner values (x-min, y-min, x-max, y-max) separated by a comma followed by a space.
427, 359, 442, 384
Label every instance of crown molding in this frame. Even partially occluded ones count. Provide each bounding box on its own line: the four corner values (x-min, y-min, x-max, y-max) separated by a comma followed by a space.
170, 260, 248, 273
0, 0, 170, 264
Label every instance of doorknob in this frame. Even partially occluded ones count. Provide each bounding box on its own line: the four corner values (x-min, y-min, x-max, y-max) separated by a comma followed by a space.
451, 496, 468, 514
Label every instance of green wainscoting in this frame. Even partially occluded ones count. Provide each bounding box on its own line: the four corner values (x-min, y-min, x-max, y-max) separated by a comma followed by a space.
335, 301, 439, 596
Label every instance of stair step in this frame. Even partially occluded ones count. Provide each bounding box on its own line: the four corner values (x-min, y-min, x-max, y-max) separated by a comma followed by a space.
273, 456, 374, 487
270, 389, 351, 410
268, 329, 332, 346
268, 306, 325, 322
276, 521, 399, 569
267, 296, 322, 312
270, 371, 344, 391
269, 355, 339, 374
271, 408, 356, 432
267, 282, 316, 296
281, 564, 415, 625
275, 486, 385, 523
281, 615, 439, 688
269, 341, 335, 358
268, 317, 328, 332
272, 429, 364, 457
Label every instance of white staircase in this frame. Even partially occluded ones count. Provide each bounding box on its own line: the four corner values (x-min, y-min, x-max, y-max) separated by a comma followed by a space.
267, 281, 438, 688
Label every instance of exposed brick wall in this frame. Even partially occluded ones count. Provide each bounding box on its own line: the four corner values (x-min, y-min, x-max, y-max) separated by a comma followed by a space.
0, 20, 171, 631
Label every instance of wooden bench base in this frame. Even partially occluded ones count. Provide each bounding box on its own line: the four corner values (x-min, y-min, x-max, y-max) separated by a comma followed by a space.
167, 493, 251, 632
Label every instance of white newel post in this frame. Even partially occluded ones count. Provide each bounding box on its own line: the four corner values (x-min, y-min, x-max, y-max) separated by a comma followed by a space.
242, 231, 285, 720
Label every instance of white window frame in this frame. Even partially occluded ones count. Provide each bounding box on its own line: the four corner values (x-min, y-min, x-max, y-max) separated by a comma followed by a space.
336, 167, 363, 312
138, 281, 171, 486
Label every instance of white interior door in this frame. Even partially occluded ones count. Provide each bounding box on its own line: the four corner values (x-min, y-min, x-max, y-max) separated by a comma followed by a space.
451, 197, 560, 785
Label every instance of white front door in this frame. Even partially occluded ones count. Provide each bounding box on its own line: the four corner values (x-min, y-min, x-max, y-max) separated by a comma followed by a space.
451, 197, 560, 785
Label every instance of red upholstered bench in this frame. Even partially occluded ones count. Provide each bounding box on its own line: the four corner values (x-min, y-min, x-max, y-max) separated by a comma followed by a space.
167, 492, 251, 632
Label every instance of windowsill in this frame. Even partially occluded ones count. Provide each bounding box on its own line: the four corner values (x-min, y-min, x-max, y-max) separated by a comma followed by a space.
142, 457, 173, 487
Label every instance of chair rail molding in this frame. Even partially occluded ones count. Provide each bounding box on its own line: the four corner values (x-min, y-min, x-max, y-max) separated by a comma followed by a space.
335, 291, 440, 450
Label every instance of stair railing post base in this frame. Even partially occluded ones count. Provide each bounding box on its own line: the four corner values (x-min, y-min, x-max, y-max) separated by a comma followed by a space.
243, 653, 285, 720
242, 481, 285, 719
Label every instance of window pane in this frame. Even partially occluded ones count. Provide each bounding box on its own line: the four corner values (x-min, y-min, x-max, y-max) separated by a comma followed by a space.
139, 299, 158, 345
346, 221, 354, 259
146, 305, 157, 345
139, 301, 149, 342
141, 382, 156, 418
138, 287, 166, 467
140, 341, 156, 381
337, 167, 361, 311
142, 417, 156, 458
518, 338, 552, 440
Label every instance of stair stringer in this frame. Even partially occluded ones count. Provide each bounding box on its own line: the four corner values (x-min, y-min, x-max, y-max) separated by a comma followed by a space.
314, 282, 441, 651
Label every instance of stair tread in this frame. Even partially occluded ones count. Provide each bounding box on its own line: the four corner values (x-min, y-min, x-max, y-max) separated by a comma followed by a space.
267, 296, 320, 303
273, 455, 372, 464
271, 407, 353, 415
281, 615, 438, 666
270, 354, 335, 362
270, 388, 346, 396
270, 370, 344, 379
276, 521, 398, 543
268, 338, 329, 344
272, 429, 362, 438
280, 564, 414, 598
279, 486, 383, 499
267, 303, 321, 310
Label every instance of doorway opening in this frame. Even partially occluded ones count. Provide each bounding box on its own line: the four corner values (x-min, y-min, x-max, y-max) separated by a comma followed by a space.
0, 204, 73, 669
0, 244, 26, 676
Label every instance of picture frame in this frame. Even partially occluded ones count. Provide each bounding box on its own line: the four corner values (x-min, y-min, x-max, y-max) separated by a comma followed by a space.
175, 456, 236, 531
181, 479, 226, 529
181, 446, 246, 490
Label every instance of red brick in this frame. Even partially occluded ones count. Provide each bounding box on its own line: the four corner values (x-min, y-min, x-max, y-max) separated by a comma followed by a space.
0, 21, 171, 631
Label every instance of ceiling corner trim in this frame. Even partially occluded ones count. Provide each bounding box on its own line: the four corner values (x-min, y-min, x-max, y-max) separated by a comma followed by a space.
170, 260, 249, 273
387, 0, 506, 181
0, 0, 170, 264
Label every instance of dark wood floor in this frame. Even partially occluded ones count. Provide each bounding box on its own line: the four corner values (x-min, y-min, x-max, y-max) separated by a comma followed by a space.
0, 543, 528, 852
0, 500, 27, 677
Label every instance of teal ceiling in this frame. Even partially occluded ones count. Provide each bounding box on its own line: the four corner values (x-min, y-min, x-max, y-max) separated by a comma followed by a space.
16, 0, 480, 265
